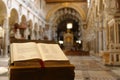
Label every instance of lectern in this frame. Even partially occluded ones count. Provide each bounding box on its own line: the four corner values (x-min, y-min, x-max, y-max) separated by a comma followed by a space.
9, 39, 75, 80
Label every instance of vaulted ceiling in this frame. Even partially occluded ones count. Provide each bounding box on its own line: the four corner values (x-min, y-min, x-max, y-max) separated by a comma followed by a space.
45, 0, 87, 3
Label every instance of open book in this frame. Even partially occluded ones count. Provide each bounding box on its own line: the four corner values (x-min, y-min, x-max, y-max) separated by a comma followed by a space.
10, 42, 69, 66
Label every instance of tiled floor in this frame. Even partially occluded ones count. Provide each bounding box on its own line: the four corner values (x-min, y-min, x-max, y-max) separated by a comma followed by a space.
0, 55, 120, 80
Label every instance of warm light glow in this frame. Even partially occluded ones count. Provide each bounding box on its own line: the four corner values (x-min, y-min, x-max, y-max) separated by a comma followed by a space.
76, 40, 81, 44
59, 40, 63, 44
67, 23, 72, 29
87, 0, 91, 8
31, 0, 34, 2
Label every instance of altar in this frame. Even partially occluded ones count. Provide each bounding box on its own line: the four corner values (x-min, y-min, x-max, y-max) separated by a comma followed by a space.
63, 29, 73, 50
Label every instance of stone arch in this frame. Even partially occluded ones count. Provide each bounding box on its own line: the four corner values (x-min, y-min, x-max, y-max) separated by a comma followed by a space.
46, 3, 86, 22
52, 7, 81, 27
49, 7, 82, 42
9, 8, 19, 26
21, 15, 27, 24
0, 0, 7, 55
46, 4, 84, 41
0, 0, 7, 26
9, 8, 19, 37
28, 20, 33, 29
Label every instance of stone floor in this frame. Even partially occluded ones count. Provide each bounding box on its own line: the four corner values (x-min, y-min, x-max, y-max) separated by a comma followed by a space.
0, 56, 9, 80
0, 55, 120, 80
67, 56, 120, 80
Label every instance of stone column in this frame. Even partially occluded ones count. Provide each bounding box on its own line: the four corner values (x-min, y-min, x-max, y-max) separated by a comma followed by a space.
35, 30, 39, 40
83, 41, 88, 51
31, 30, 35, 40
98, 30, 102, 53
102, 28, 107, 51
24, 28, 29, 39
114, 23, 117, 44
3, 17, 9, 57
46, 25, 50, 40
40, 27, 44, 40
37, 31, 40, 40
48, 27, 52, 40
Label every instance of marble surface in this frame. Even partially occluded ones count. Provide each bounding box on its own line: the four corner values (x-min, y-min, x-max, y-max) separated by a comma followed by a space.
0, 57, 9, 80
67, 56, 120, 80
0, 55, 120, 80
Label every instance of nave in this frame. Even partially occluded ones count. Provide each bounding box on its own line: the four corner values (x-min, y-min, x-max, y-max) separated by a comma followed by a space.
0, 55, 120, 80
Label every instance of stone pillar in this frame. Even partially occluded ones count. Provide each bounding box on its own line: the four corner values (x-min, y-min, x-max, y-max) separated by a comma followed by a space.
52, 26, 57, 41
103, 28, 107, 51
83, 41, 88, 51
40, 27, 44, 40
46, 25, 50, 40
82, 24, 88, 51
98, 31, 102, 53
48, 27, 52, 40
24, 28, 29, 39
36, 30, 40, 40
3, 17, 9, 57
102, 15, 107, 51
37, 31, 40, 40
31, 30, 35, 40
114, 23, 117, 44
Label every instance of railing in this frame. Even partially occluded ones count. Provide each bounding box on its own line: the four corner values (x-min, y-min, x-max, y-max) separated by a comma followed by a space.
102, 43, 120, 66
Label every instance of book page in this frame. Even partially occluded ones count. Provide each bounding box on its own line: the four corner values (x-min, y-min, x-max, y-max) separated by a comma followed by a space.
10, 44, 14, 63
11, 42, 41, 63
37, 43, 68, 61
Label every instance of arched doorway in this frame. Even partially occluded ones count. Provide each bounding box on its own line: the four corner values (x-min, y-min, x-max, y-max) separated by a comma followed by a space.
0, 1, 7, 56
48, 7, 82, 50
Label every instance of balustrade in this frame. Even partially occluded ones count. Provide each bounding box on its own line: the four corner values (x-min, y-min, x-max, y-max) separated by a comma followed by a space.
102, 43, 120, 65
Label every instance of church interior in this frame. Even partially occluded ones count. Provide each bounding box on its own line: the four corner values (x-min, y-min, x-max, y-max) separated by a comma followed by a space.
0, 0, 120, 80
